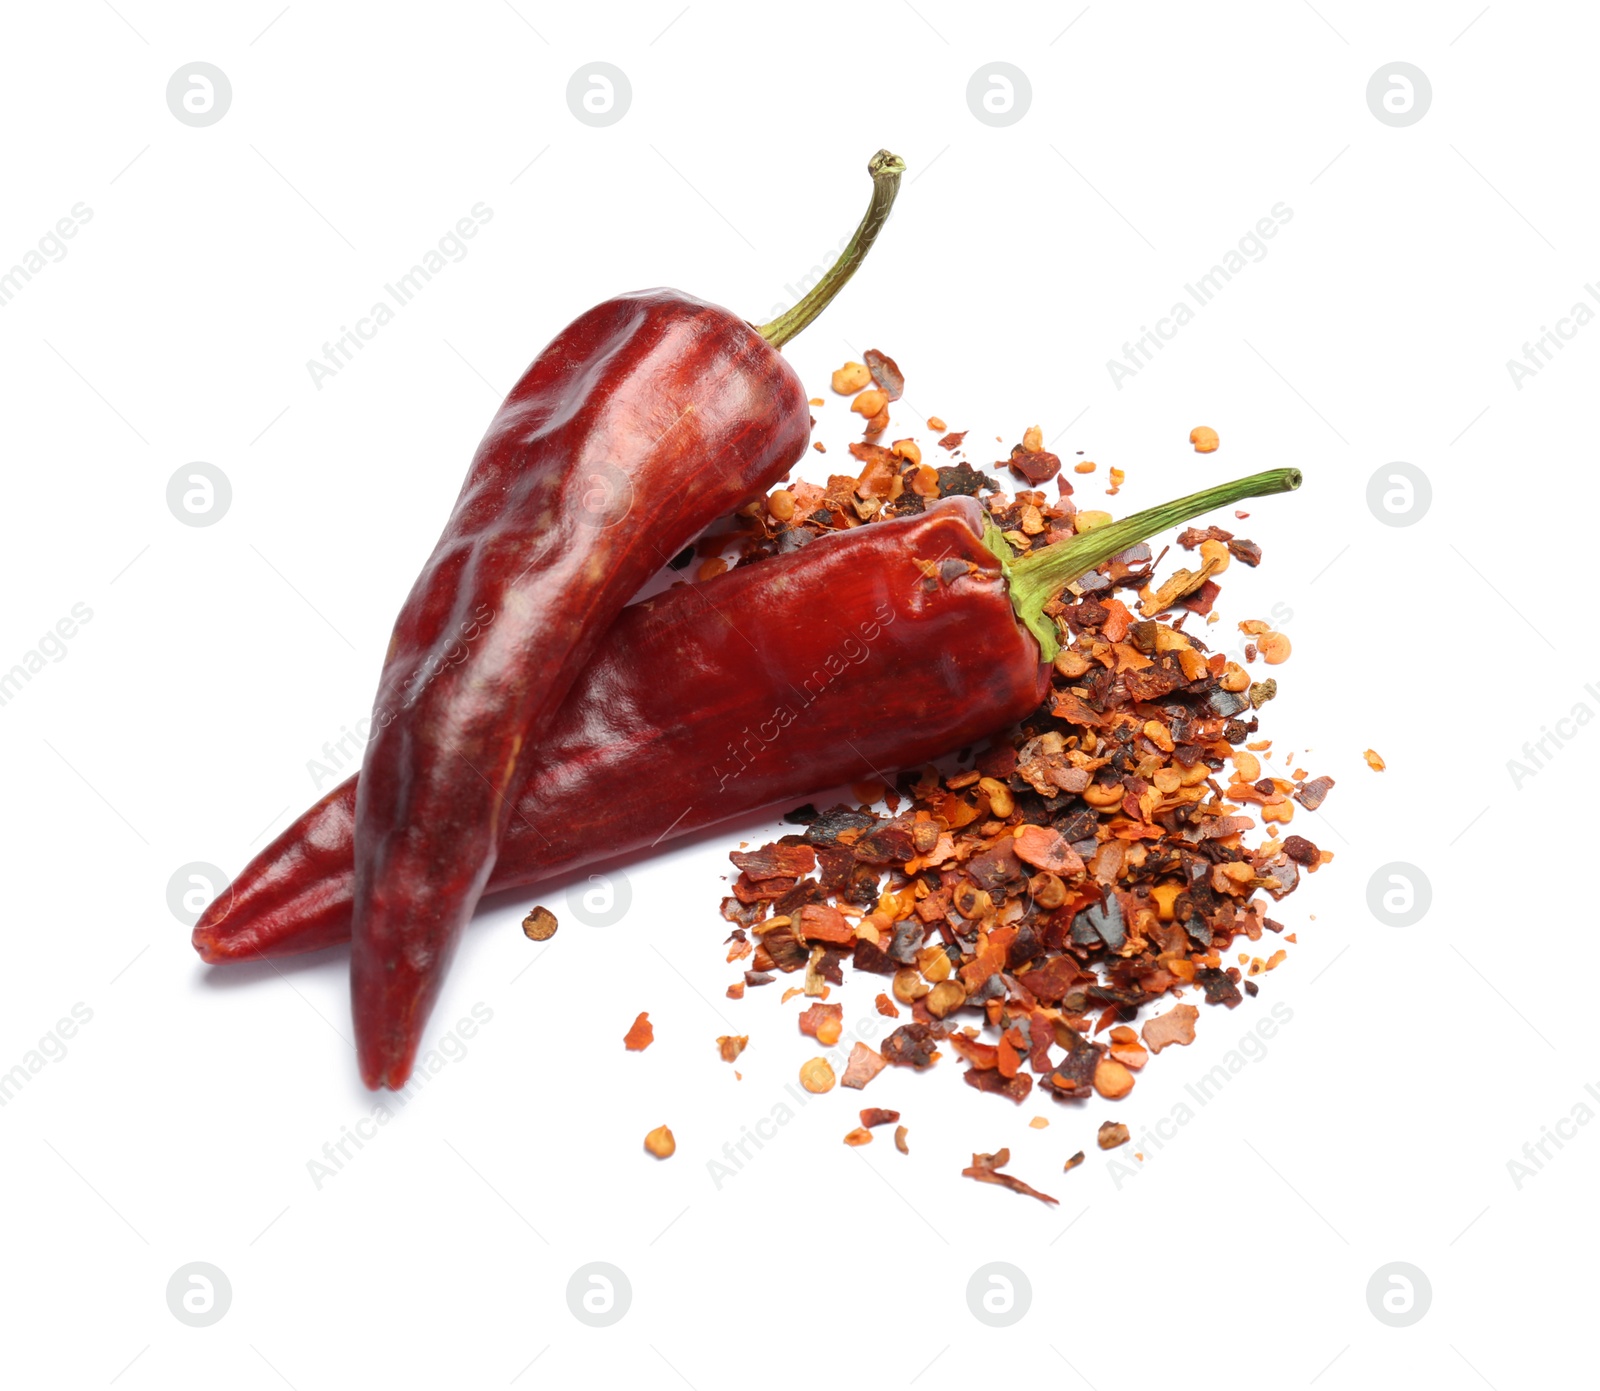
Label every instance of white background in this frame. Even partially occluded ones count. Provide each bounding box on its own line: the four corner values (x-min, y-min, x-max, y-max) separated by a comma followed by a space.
1, 2, 1593, 1386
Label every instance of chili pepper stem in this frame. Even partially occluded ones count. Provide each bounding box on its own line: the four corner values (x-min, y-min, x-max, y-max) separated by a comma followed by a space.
995, 467, 1303, 660
755, 150, 906, 349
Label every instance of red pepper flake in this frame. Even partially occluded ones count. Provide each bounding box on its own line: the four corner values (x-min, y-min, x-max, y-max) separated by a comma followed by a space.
1294, 775, 1335, 810
1063, 1150, 1086, 1173
1098, 1120, 1131, 1149
863, 348, 905, 401
730, 843, 816, 880
840, 1041, 889, 1089
623, 1012, 654, 1051
860, 1107, 901, 1128
1012, 825, 1085, 876
961, 1148, 1058, 1205
1008, 445, 1062, 485
716, 1034, 748, 1062
797, 903, 855, 944
964, 1066, 1034, 1103
797, 1002, 843, 1045
881, 1022, 940, 1069
937, 431, 967, 451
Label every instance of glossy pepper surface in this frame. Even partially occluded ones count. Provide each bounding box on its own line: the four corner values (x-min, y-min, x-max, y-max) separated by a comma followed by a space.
196, 468, 1301, 967
199, 498, 1045, 963
351, 154, 905, 1087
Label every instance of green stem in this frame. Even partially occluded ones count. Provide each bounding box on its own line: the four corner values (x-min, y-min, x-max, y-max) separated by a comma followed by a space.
755, 150, 906, 349
995, 467, 1303, 660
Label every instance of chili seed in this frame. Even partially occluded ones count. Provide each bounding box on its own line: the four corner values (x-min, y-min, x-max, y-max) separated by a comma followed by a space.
852, 388, 888, 418
799, 1057, 836, 1093
832, 361, 871, 394
644, 1125, 676, 1158
521, 906, 558, 941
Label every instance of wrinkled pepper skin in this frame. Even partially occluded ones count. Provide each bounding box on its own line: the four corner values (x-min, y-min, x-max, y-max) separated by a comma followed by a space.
351, 290, 810, 1088
195, 498, 1048, 965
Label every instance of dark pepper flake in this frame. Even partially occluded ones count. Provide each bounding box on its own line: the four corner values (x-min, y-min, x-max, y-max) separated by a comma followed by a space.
964, 1066, 1034, 1102
1196, 967, 1243, 1009
882, 1022, 941, 1068
935, 459, 991, 497
1282, 835, 1320, 865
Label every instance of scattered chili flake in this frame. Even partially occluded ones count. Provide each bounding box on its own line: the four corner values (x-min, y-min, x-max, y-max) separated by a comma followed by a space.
961, 1148, 1058, 1205
1098, 1120, 1131, 1149
841, 1042, 889, 1089
1142, 1004, 1198, 1054
623, 1012, 654, 1051
863, 348, 904, 401
521, 906, 558, 941
938, 431, 968, 451
895, 1125, 910, 1154
726, 982, 745, 999
882, 1022, 940, 1069
797, 1002, 844, 1045
965, 1066, 1034, 1103
861, 1107, 901, 1128
644, 1124, 675, 1159
843, 1126, 873, 1146
1196, 967, 1244, 1009
1282, 835, 1320, 865
1063, 1150, 1086, 1173
1364, 748, 1386, 771
716, 1034, 748, 1063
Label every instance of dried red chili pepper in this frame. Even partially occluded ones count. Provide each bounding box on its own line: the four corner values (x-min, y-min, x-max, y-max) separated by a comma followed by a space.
348, 153, 906, 1088
195, 469, 1299, 966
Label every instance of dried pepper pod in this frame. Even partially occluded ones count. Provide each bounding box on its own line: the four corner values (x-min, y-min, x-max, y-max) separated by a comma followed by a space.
349, 152, 906, 1088
195, 468, 1300, 967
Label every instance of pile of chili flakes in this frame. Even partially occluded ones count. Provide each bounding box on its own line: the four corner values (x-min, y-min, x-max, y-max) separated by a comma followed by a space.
701, 360, 1334, 1191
